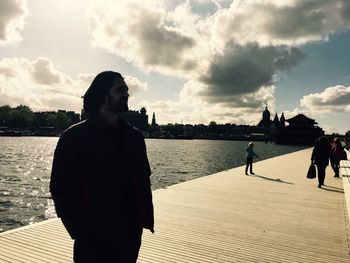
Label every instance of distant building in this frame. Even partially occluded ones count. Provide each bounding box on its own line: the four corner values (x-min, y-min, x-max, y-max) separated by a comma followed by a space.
272, 113, 280, 128
256, 106, 324, 145
151, 112, 157, 127
122, 107, 149, 131
280, 112, 286, 127
276, 114, 324, 145
257, 105, 273, 128
81, 107, 149, 131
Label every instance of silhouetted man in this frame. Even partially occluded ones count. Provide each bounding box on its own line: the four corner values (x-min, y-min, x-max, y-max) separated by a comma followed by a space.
50, 71, 154, 263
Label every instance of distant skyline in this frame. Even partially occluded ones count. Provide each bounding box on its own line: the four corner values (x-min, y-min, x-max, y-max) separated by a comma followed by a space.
0, 0, 349, 133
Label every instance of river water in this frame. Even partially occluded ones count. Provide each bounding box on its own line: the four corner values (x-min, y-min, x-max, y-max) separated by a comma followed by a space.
0, 137, 306, 232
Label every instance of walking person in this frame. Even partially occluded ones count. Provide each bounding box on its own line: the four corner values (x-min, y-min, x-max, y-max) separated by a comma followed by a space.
50, 71, 154, 263
311, 136, 331, 188
245, 142, 259, 175
330, 138, 344, 177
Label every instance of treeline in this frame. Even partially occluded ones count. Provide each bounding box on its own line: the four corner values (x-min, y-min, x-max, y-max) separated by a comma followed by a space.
0, 105, 80, 131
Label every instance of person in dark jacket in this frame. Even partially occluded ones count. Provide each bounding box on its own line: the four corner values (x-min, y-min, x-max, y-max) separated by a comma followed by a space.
311, 136, 331, 188
50, 71, 154, 263
330, 138, 345, 177
245, 142, 259, 175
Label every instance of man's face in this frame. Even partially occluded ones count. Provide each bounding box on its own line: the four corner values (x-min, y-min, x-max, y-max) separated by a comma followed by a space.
106, 77, 129, 114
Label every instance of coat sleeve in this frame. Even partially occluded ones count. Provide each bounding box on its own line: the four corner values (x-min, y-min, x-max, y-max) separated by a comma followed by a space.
50, 131, 89, 239
134, 133, 154, 233
311, 146, 316, 161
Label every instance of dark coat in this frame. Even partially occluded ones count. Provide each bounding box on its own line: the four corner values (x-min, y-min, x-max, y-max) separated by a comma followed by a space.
311, 139, 331, 167
50, 115, 154, 240
331, 142, 345, 161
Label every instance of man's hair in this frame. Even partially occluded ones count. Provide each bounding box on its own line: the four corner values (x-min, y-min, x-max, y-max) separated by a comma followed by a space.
83, 71, 123, 114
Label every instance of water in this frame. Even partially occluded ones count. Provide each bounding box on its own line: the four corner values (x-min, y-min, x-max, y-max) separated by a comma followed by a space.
0, 137, 306, 232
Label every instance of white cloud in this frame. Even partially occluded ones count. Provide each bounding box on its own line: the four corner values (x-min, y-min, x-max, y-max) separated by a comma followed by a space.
87, 0, 350, 67
300, 85, 350, 114
91, 1, 350, 112
85, 0, 350, 129
2, 0, 343, 126
209, 0, 350, 47
87, 0, 310, 114
124, 75, 147, 96
0, 57, 146, 112
0, 0, 29, 45
30, 57, 70, 85
87, 0, 350, 75
87, 0, 197, 77
0, 57, 82, 111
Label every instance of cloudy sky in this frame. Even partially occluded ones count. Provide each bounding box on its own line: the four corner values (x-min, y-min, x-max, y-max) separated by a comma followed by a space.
0, 0, 349, 133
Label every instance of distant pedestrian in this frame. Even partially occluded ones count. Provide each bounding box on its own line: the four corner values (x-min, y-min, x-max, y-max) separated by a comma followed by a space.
245, 142, 259, 175
311, 136, 331, 188
50, 71, 154, 263
330, 138, 345, 177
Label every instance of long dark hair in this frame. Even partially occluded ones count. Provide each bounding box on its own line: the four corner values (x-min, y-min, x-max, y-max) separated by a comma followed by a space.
83, 71, 123, 114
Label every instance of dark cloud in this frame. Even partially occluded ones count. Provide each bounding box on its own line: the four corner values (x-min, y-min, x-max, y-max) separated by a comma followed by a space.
274, 47, 306, 71
311, 92, 350, 106
199, 42, 305, 102
264, 2, 325, 40
223, 0, 350, 46
130, 11, 196, 69
201, 43, 274, 96
340, 0, 350, 21
207, 94, 266, 108
212, 110, 251, 119
265, 0, 350, 40
325, 94, 350, 106
0, 0, 26, 40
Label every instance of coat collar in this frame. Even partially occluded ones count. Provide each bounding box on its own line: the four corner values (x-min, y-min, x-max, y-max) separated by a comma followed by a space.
86, 113, 133, 137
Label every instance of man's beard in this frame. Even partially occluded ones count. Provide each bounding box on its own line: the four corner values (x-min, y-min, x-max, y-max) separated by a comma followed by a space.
107, 95, 129, 114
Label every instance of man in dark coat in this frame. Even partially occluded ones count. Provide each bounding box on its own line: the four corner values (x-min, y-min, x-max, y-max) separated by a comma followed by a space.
50, 71, 154, 263
311, 136, 331, 188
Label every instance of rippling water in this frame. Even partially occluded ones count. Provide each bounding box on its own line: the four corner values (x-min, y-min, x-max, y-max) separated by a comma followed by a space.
0, 137, 306, 232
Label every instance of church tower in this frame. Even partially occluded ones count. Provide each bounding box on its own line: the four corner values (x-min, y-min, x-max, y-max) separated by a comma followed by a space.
273, 113, 280, 125
151, 112, 157, 126
262, 105, 271, 123
280, 112, 286, 127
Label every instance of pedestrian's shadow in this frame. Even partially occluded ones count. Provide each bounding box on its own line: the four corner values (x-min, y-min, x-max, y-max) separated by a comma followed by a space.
321, 186, 344, 193
251, 174, 294, 185
325, 185, 343, 190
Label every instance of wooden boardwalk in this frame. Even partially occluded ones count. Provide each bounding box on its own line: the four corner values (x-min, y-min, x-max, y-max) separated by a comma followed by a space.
1, 148, 350, 262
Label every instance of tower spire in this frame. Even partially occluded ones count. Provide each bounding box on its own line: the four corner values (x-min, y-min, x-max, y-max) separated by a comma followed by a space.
151, 112, 157, 126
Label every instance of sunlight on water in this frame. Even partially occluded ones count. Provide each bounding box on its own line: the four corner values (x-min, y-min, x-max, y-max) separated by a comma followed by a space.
0, 137, 57, 232
0, 137, 305, 232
